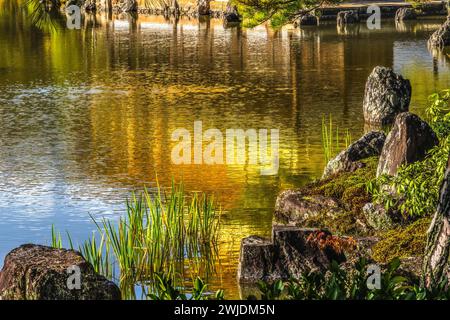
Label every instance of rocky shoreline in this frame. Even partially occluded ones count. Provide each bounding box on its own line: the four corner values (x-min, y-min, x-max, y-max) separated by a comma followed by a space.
238, 65, 442, 285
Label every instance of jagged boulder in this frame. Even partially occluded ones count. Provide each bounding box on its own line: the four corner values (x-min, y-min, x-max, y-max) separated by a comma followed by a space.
363, 66, 411, 126
0, 244, 121, 300
395, 8, 417, 22
377, 112, 438, 177
428, 16, 450, 49
238, 226, 347, 282
299, 13, 318, 26
274, 191, 342, 226
322, 131, 386, 179
337, 10, 359, 25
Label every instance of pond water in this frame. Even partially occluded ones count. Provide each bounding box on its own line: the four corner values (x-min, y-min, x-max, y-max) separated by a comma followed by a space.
0, 8, 449, 298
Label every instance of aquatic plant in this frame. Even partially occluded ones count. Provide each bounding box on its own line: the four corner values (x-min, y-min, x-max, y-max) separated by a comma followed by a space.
321, 114, 352, 164
51, 181, 221, 298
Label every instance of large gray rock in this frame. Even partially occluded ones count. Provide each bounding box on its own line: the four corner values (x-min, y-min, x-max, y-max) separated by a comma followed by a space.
0, 244, 121, 300
299, 13, 318, 26
428, 16, 450, 49
337, 10, 359, 25
238, 226, 346, 282
395, 8, 417, 22
274, 191, 342, 226
322, 131, 386, 179
377, 112, 438, 177
363, 66, 412, 126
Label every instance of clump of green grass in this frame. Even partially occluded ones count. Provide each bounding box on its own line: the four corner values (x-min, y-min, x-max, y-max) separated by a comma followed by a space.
321, 115, 352, 163
51, 181, 221, 298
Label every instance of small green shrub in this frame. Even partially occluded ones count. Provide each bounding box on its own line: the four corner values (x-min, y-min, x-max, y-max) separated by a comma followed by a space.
148, 273, 224, 300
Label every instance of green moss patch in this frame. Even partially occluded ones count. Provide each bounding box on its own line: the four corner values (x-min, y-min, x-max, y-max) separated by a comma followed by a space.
372, 217, 431, 264
297, 157, 378, 235
304, 157, 377, 212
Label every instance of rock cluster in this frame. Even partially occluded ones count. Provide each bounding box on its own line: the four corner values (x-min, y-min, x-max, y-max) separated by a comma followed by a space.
240, 66, 438, 283
238, 226, 347, 282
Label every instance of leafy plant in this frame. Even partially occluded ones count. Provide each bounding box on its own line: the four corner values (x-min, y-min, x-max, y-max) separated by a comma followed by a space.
148, 273, 224, 300
256, 279, 284, 300
369, 89, 450, 217
254, 257, 450, 300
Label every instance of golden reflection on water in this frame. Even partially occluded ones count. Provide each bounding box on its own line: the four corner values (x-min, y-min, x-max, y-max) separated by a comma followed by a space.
0, 7, 450, 298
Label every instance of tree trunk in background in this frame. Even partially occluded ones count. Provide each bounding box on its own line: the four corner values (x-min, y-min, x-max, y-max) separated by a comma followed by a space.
423, 154, 450, 290
197, 0, 210, 15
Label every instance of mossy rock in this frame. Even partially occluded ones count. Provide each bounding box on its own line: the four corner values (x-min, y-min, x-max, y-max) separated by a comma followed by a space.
371, 217, 431, 264
304, 157, 378, 213
279, 157, 379, 236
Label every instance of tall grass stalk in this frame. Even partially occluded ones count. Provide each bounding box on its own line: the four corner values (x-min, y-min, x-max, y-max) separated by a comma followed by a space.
321, 115, 353, 163
52, 181, 220, 298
